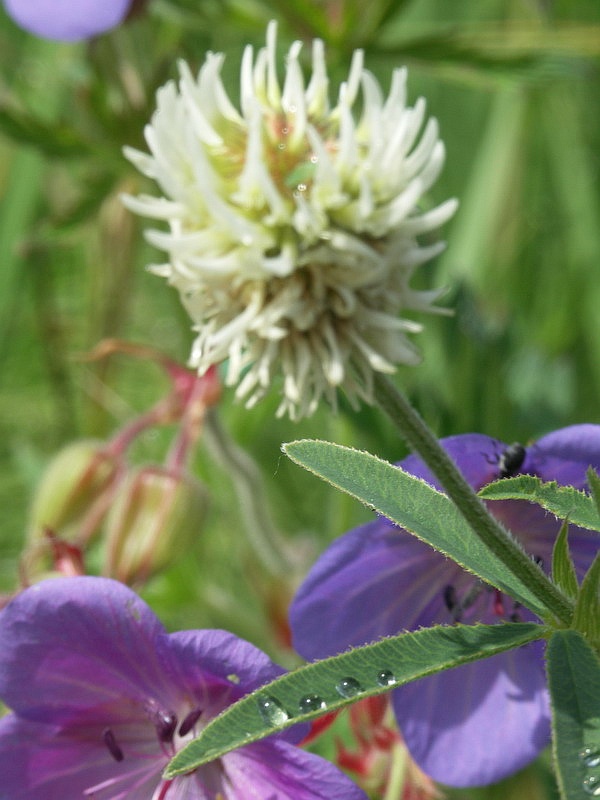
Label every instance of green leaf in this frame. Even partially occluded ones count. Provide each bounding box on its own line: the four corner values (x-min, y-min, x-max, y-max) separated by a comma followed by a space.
587, 469, 600, 520
546, 630, 600, 800
479, 475, 600, 533
572, 554, 600, 651
165, 622, 545, 777
552, 522, 580, 601
283, 440, 549, 617
0, 105, 92, 159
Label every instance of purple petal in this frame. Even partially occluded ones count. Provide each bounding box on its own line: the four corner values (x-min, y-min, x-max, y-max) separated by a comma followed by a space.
0, 577, 356, 798
529, 424, 600, 488
165, 629, 308, 743
290, 519, 461, 660
3, 0, 131, 41
393, 643, 550, 787
166, 629, 287, 695
218, 739, 367, 800
491, 424, 600, 578
400, 433, 508, 490
0, 714, 161, 799
0, 577, 172, 722
290, 427, 600, 788
291, 427, 600, 663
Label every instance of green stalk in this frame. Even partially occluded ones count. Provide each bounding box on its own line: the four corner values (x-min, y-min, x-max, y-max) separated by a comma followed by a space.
374, 373, 573, 625
203, 409, 290, 576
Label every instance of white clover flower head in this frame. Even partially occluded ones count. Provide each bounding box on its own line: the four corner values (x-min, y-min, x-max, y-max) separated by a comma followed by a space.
123, 22, 457, 419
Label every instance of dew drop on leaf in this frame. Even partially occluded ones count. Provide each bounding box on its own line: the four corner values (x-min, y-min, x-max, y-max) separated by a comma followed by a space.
376, 670, 397, 687
580, 746, 600, 769
298, 694, 327, 713
257, 695, 289, 726
583, 775, 600, 796
335, 677, 363, 698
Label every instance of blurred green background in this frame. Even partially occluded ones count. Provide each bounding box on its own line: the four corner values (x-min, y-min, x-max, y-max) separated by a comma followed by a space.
0, 1, 598, 795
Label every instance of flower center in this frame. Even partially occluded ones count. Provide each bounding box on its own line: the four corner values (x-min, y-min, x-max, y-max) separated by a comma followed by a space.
442, 581, 522, 624
101, 701, 204, 763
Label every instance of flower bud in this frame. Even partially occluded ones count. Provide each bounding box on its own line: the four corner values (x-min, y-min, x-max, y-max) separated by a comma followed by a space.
103, 465, 208, 585
28, 440, 121, 546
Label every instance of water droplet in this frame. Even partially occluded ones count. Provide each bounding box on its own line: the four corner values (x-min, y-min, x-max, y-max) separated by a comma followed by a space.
277, 142, 286, 150
296, 183, 307, 193
376, 670, 397, 687
310, 155, 319, 164
257, 695, 289, 726
335, 677, 363, 698
583, 775, 600, 796
580, 746, 600, 768
298, 694, 327, 713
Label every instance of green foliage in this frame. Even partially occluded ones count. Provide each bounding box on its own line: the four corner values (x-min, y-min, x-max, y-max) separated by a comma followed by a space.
587, 469, 600, 519
1, 0, 599, 595
552, 523, 580, 601
0, 106, 93, 158
284, 439, 554, 618
165, 621, 545, 776
0, 3, 599, 796
479, 477, 600, 533
546, 631, 600, 800
572, 555, 600, 651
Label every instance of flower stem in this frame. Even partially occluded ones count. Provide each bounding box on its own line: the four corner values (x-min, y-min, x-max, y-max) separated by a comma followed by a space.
203, 409, 291, 576
373, 373, 573, 625
382, 741, 408, 800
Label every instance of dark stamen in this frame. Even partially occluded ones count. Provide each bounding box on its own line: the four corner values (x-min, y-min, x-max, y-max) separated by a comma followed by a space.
102, 728, 124, 762
155, 710, 178, 743
178, 707, 203, 737
510, 600, 522, 622
443, 585, 457, 612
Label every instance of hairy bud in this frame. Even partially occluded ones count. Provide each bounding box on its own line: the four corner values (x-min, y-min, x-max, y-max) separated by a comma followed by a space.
103, 465, 208, 584
28, 440, 120, 546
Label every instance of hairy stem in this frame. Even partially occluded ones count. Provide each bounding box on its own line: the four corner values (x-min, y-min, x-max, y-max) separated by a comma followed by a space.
374, 374, 573, 625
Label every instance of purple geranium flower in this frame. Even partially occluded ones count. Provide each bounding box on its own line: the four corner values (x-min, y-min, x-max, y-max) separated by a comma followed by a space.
0, 576, 367, 799
290, 425, 600, 788
2, 0, 133, 41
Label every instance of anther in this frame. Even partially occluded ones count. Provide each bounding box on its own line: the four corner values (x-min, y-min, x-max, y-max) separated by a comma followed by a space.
510, 600, 522, 622
102, 728, 124, 762
443, 585, 458, 613
154, 710, 178, 743
178, 707, 203, 737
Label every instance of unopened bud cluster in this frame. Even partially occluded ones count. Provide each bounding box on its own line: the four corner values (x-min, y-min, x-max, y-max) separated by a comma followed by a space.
24, 351, 219, 586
